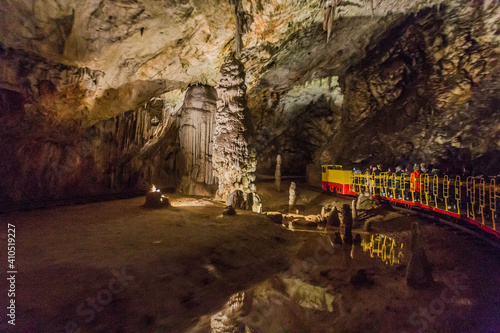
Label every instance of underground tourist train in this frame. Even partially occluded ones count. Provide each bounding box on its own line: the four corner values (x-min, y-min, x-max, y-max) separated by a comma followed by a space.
322, 165, 500, 239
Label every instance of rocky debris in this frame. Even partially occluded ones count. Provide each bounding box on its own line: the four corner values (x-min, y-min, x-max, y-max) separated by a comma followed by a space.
248, 184, 262, 212
227, 190, 244, 209
222, 206, 237, 216
357, 192, 375, 211
213, 54, 256, 201
288, 182, 297, 211
406, 222, 433, 288
144, 192, 170, 209
178, 85, 217, 195
327, 206, 341, 227
265, 212, 283, 224
342, 204, 353, 244
210, 292, 252, 333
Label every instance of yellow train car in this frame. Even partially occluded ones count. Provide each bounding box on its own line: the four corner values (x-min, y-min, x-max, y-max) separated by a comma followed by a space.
321, 165, 356, 195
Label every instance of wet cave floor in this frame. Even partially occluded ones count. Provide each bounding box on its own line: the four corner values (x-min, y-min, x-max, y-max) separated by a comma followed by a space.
0, 182, 499, 332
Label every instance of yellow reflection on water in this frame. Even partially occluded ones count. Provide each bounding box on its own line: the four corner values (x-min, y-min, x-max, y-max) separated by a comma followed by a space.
361, 234, 404, 265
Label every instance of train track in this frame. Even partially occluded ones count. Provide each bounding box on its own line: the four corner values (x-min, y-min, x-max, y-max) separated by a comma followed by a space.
296, 183, 500, 249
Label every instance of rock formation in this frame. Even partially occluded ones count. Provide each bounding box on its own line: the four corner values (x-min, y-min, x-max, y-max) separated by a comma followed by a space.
352, 199, 359, 228
275, 154, 282, 192
318, 2, 500, 175
342, 204, 353, 244
210, 292, 252, 333
327, 206, 341, 227
213, 54, 256, 201
289, 182, 297, 211
178, 84, 218, 196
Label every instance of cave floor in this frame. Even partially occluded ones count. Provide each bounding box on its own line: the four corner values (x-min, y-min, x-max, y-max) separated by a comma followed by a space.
0, 182, 499, 332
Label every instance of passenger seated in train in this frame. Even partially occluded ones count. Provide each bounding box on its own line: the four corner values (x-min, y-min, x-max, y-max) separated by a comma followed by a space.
395, 166, 404, 199
410, 165, 422, 201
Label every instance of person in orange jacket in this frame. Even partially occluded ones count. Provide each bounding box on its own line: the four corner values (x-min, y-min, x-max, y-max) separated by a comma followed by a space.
410, 164, 421, 201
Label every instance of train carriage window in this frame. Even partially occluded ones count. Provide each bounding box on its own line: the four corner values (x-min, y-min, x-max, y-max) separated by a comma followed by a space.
327, 166, 334, 170
322, 166, 326, 173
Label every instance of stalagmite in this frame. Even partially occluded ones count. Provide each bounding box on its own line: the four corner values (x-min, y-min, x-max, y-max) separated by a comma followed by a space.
352, 199, 358, 228
275, 154, 282, 192
327, 206, 341, 227
289, 181, 297, 211
342, 204, 353, 244
406, 222, 433, 288
213, 54, 256, 201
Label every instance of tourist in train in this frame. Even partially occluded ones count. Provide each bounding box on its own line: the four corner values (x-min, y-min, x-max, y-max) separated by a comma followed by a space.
395, 166, 404, 198
420, 162, 428, 173
373, 165, 381, 195
428, 164, 440, 177
404, 164, 412, 177
366, 167, 373, 195
410, 164, 422, 201
461, 165, 471, 178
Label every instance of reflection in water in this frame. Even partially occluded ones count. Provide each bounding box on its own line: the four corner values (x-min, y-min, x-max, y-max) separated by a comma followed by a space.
361, 234, 404, 265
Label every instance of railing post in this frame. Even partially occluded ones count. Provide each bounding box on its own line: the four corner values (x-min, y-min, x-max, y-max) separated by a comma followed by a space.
443, 175, 449, 212
490, 179, 497, 231
479, 178, 485, 225
455, 176, 461, 215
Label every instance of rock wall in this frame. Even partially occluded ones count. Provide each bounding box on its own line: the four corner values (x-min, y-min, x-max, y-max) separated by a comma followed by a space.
213, 54, 256, 199
0, 49, 181, 204
178, 84, 218, 196
317, 2, 500, 175
248, 77, 343, 175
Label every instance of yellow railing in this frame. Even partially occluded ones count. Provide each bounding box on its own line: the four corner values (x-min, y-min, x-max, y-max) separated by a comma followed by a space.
348, 172, 498, 235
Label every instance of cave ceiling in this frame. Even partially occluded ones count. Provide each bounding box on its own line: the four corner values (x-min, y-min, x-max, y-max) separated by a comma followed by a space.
0, 0, 445, 98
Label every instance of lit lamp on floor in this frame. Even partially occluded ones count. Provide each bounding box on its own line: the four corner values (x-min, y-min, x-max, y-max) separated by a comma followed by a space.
144, 184, 170, 208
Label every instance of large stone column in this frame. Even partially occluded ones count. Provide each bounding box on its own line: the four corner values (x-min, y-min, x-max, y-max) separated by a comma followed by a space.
178, 84, 218, 196
213, 54, 256, 200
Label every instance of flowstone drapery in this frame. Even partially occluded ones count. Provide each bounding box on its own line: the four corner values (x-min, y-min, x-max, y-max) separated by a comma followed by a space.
213, 54, 256, 200
178, 84, 218, 195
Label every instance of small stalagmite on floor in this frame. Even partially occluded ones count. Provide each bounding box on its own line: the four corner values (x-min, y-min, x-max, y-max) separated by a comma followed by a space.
222, 206, 237, 216
289, 181, 297, 211
406, 222, 433, 288
275, 154, 282, 192
342, 203, 353, 244
351, 199, 359, 228
327, 206, 341, 227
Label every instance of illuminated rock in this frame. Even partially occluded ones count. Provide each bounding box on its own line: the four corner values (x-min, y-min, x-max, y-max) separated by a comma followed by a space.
213, 54, 256, 201
178, 84, 217, 195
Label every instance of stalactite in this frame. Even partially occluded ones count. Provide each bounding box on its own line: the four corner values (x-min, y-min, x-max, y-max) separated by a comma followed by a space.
235, 0, 243, 54
275, 154, 282, 191
324, 0, 341, 42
